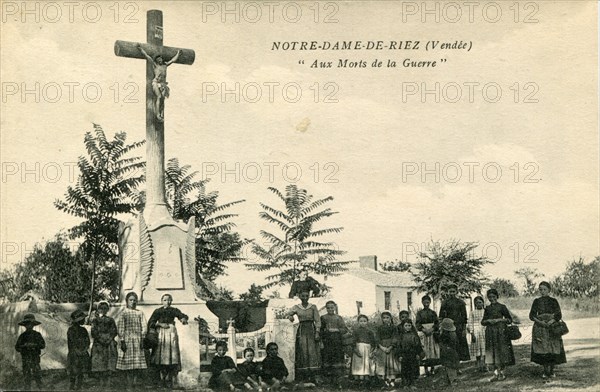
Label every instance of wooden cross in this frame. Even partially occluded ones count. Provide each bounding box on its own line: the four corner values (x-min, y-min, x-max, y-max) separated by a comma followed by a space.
114, 10, 195, 223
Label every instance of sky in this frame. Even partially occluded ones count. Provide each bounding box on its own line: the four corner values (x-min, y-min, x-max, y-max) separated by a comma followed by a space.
1, 1, 598, 295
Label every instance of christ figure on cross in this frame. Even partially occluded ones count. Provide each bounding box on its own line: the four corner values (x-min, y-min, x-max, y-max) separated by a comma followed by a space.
137, 44, 181, 122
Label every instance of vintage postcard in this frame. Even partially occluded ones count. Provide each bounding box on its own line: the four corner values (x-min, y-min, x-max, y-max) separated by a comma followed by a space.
1, 1, 598, 390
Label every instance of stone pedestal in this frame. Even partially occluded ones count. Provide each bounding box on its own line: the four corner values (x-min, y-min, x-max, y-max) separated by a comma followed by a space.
118, 215, 198, 303
117, 214, 214, 388
109, 302, 218, 389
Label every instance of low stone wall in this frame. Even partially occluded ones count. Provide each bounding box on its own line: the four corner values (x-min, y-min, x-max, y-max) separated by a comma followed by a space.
0, 299, 218, 388
1, 298, 322, 387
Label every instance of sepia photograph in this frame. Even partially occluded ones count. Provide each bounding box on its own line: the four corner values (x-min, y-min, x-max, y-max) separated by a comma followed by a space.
0, 1, 598, 391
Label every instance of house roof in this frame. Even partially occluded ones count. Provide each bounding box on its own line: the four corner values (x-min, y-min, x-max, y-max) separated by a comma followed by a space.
344, 268, 414, 287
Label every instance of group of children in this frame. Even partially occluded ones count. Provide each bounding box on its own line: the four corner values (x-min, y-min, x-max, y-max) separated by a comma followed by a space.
14, 291, 188, 390
15, 286, 516, 390
208, 296, 463, 391
294, 292, 502, 389
210, 341, 289, 391
344, 298, 462, 390
15, 308, 97, 390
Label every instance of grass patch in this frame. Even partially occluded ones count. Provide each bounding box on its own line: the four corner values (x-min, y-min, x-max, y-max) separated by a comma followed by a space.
2, 342, 598, 391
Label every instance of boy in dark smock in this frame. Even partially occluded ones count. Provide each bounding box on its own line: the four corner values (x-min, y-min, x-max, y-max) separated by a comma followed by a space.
15, 314, 46, 390
261, 342, 289, 389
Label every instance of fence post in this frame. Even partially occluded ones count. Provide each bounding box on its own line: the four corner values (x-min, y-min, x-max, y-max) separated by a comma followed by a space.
227, 318, 236, 360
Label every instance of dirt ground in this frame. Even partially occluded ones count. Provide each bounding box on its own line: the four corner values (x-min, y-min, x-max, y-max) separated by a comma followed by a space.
2, 318, 598, 392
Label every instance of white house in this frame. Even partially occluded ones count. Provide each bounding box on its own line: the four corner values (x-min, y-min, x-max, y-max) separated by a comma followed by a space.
325, 255, 416, 317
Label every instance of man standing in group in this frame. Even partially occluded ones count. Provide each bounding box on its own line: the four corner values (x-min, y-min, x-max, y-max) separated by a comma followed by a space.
439, 284, 471, 365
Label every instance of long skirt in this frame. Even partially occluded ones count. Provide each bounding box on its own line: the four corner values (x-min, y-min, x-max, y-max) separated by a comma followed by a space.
116, 334, 147, 370
151, 325, 181, 370
91, 341, 118, 372
530, 314, 567, 366
351, 343, 374, 376
484, 324, 515, 367
455, 323, 471, 361
295, 321, 321, 375
418, 323, 440, 365
470, 325, 486, 358
374, 339, 400, 379
321, 331, 345, 374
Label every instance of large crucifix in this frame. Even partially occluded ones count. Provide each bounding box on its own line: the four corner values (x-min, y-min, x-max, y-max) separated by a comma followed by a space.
114, 10, 195, 223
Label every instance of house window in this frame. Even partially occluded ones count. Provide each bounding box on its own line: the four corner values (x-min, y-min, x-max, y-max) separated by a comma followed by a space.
407, 292, 413, 310
384, 291, 391, 310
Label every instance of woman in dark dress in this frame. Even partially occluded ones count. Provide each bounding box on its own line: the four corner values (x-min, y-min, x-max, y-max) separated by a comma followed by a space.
148, 293, 189, 388
287, 291, 321, 382
529, 281, 567, 379
481, 289, 515, 382
439, 284, 470, 362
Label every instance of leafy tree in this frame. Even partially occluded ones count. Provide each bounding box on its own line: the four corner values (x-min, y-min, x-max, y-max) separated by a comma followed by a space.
12, 234, 91, 302
239, 284, 264, 302
514, 267, 545, 295
551, 256, 599, 297
0, 268, 17, 302
162, 158, 250, 282
489, 278, 519, 298
53, 126, 246, 302
54, 124, 145, 303
380, 259, 412, 272
411, 240, 493, 299
246, 185, 348, 289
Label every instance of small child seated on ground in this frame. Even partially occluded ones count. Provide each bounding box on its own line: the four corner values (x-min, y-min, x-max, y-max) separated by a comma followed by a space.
261, 343, 289, 390
210, 341, 244, 391
237, 347, 265, 390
